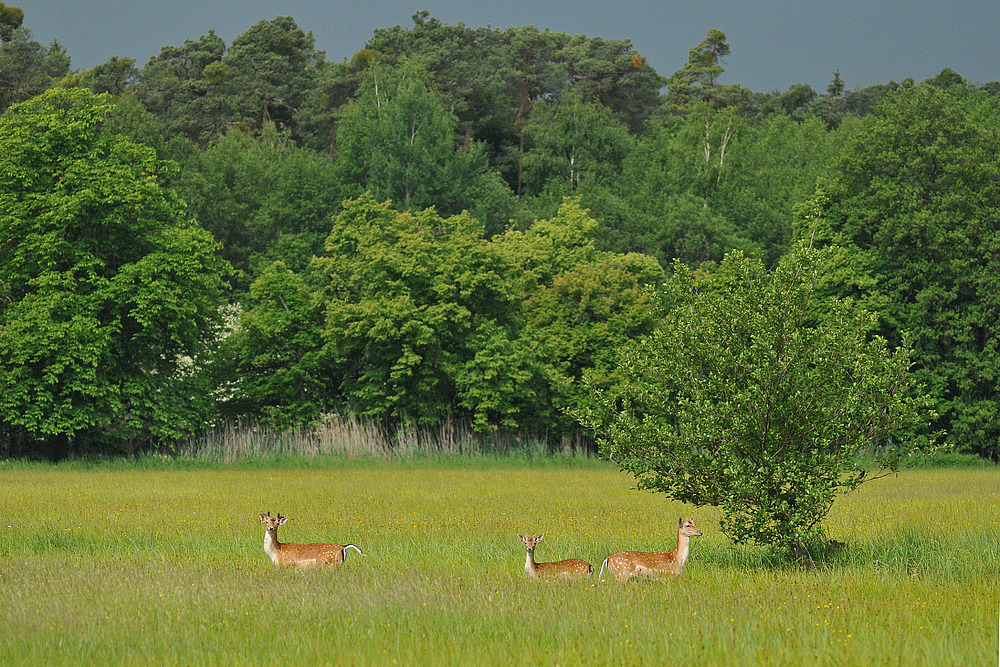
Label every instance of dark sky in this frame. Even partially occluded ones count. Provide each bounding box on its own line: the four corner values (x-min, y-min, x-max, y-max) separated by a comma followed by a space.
14, 0, 1000, 93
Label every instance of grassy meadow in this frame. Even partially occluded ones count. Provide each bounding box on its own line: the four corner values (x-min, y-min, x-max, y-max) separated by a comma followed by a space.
1, 457, 997, 665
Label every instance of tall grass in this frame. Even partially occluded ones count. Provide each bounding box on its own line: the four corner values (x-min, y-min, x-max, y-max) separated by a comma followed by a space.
179, 414, 593, 462
1, 462, 997, 665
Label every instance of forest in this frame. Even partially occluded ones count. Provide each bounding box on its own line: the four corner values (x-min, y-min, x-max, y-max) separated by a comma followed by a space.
1, 7, 998, 460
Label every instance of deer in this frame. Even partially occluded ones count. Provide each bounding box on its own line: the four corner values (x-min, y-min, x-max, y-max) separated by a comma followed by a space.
598, 517, 702, 582
259, 512, 365, 569
517, 533, 594, 580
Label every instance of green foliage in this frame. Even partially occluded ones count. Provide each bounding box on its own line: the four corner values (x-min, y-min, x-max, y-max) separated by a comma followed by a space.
608, 105, 842, 268
362, 14, 663, 191
174, 124, 344, 295
1, 13, 996, 465
491, 199, 665, 432
314, 195, 513, 426
217, 262, 326, 424
334, 62, 513, 231
0, 23, 69, 113
809, 83, 1000, 460
580, 245, 941, 553
664, 29, 749, 114
131, 17, 323, 147
521, 92, 634, 198
0, 2, 23, 41
64, 56, 139, 96
0, 88, 230, 456
130, 30, 229, 146
221, 16, 320, 136
226, 197, 663, 436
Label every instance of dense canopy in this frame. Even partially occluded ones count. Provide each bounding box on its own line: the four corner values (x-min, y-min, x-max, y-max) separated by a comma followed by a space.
1, 8, 997, 463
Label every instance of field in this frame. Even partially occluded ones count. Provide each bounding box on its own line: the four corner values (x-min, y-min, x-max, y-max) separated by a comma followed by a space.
1, 458, 997, 665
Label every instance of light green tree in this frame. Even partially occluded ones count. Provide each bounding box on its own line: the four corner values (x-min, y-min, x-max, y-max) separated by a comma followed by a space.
579, 244, 941, 559
491, 199, 665, 434
0, 88, 230, 457
314, 195, 515, 427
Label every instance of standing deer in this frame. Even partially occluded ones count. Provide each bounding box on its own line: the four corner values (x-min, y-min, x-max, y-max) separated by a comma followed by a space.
259, 512, 365, 569
517, 533, 594, 580
599, 517, 702, 581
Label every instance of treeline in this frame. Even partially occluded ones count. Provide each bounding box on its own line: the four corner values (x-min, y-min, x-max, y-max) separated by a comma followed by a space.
0, 9, 998, 459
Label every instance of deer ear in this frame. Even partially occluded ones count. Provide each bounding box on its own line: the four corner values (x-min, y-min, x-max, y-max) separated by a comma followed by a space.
537, 533, 544, 542
679, 516, 685, 527
517, 534, 525, 541
260, 513, 267, 522
278, 516, 287, 525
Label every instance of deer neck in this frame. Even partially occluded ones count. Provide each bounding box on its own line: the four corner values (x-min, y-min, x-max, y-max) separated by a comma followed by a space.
673, 531, 691, 571
263, 530, 282, 565
524, 549, 538, 577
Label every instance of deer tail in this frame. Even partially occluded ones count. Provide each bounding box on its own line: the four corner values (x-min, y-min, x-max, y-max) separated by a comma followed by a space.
598, 557, 609, 581
343, 544, 366, 560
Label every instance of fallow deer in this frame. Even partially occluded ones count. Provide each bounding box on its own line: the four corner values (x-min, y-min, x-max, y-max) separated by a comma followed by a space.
599, 517, 702, 581
517, 533, 593, 580
260, 512, 365, 569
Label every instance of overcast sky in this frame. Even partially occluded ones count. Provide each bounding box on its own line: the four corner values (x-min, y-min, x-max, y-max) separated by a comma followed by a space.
14, 1, 999, 93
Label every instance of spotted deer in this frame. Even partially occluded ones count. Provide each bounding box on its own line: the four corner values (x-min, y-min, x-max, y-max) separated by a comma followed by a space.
259, 512, 365, 569
599, 517, 702, 581
517, 533, 594, 580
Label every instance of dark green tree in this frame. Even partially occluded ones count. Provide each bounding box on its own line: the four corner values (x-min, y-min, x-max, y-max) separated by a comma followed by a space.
0, 88, 230, 457
0, 22, 70, 112
334, 62, 515, 235
0, 2, 23, 42
360, 14, 663, 191
131, 30, 230, 146
664, 29, 748, 114
297, 48, 381, 155
804, 83, 1000, 460
827, 69, 845, 96
174, 124, 344, 296
221, 16, 322, 137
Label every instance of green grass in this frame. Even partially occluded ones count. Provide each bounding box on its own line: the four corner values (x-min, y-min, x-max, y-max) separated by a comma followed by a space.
1, 461, 997, 665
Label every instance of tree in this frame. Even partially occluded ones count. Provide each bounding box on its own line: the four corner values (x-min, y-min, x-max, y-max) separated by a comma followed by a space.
805, 83, 1000, 460
827, 69, 845, 97
0, 2, 23, 42
221, 16, 321, 137
664, 29, 747, 113
131, 30, 230, 146
579, 245, 940, 558
313, 195, 515, 427
521, 92, 634, 198
0, 22, 70, 113
491, 199, 665, 433
0, 88, 230, 457
217, 261, 328, 424
608, 111, 753, 266
174, 124, 344, 296
334, 62, 515, 235
361, 15, 663, 191
70, 56, 139, 96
